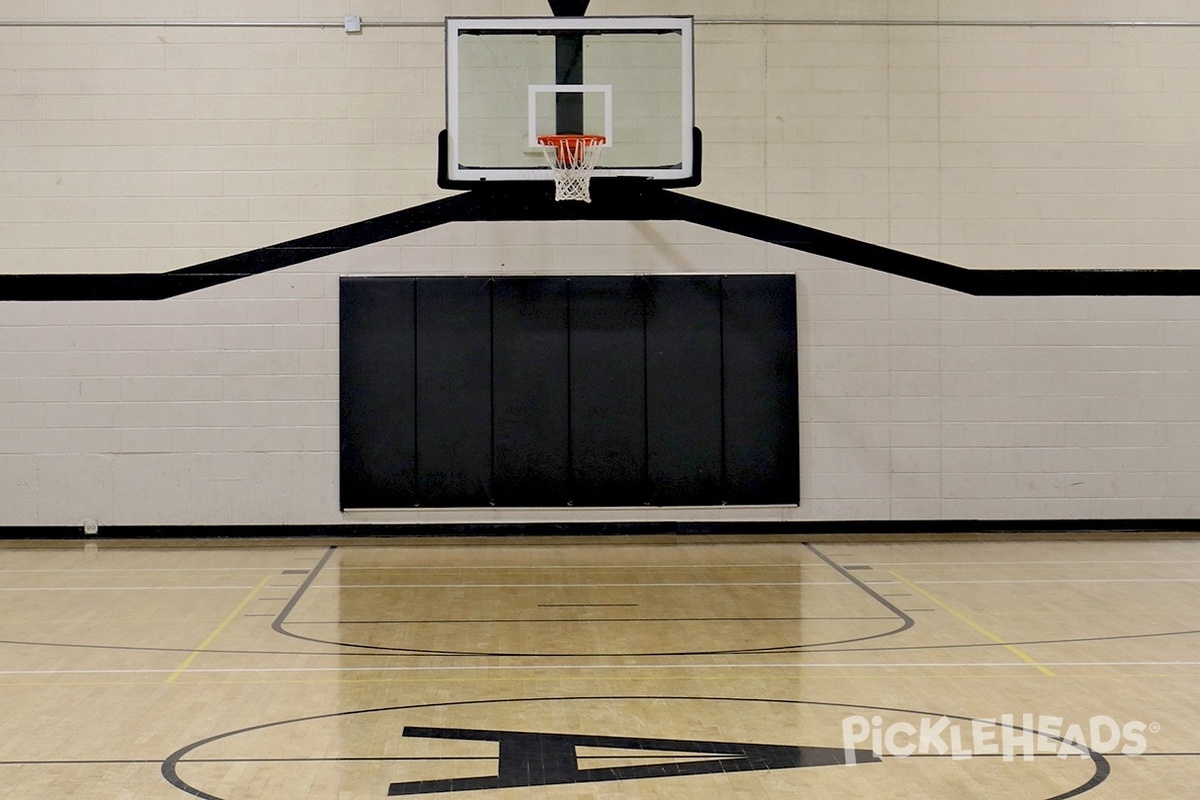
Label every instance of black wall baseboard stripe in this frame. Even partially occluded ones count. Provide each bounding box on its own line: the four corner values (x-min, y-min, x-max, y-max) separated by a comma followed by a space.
2, 519, 1199, 540
3, 185, 1200, 301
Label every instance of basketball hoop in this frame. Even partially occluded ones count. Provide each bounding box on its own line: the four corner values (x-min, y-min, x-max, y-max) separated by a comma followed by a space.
537, 134, 606, 202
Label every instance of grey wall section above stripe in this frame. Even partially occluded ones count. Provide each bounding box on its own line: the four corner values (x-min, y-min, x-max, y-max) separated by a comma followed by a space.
4, 182, 1200, 301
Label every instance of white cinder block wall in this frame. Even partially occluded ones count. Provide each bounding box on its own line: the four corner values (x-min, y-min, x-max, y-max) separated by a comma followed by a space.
2, 0, 1199, 527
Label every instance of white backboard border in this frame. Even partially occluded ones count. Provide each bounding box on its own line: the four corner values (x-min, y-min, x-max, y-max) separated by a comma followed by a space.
444, 16, 695, 185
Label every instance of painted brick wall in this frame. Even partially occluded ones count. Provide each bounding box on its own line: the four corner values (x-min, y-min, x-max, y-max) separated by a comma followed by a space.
2, 0, 1199, 526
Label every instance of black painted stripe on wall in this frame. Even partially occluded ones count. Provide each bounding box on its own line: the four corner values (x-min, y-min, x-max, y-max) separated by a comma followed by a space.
4, 185, 1200, 301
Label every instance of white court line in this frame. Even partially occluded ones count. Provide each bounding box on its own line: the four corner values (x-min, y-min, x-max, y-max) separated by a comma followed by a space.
0, 585, 263, 592
11, 578, 1200, 591
0, 564, 811, 575
908, 578, 1200, 585
4, 560, 1198, 573
317, 577, 1200, 587
0, 564, 815, 574
861, 560, 1200, 566
0, 567, 302, 574
4, 661, 1200, 676
21, 578, 1200, 591
0, 581, 867, 592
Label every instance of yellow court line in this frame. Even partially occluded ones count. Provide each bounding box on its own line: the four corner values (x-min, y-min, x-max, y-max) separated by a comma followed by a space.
889, 570, 1056, 677
166, 575, 273, 684
14, 672, 1200, 689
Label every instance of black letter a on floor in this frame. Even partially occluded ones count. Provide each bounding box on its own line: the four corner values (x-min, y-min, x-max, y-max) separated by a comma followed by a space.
388, 726, 877, 795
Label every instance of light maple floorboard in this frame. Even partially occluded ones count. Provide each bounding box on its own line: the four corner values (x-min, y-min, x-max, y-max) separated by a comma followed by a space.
1, 537, 1198, 798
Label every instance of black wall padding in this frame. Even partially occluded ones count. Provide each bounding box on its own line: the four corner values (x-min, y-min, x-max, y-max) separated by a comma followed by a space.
339, 278, 416, 508
340, 275, 799, 508
569, 277, 648, 505
414, 278, 493, 506
645, 276, 724, 505
722, 276, 800, 504
493, 278, 571, 505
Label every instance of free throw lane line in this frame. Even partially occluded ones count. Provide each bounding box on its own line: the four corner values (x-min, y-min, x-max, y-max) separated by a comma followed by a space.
166, 575, 273, 684
889, 570, 1056, 678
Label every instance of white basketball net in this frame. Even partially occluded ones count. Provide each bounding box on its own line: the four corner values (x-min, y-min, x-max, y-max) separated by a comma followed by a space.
539, 135, 605, 202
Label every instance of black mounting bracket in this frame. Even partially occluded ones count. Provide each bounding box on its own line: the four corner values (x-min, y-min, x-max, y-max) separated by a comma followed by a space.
548, 0, 591, 17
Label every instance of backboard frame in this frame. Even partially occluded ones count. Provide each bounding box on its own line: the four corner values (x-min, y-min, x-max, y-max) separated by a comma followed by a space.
442, 16, 698, 189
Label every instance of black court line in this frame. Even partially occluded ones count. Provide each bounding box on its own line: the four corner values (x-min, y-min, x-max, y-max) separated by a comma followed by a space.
901, 753, 1195, 759
539, 603, 639, 608
815, 625, 1200, 654
793, 544, 915, 651
289, 616, 818, 625
292, 615, 895, 624
266, 545, 915, 657
8, 622, 1196, 660
268, 546, 341, 651
3, 542, 1197, 660
281, 570, 310, 575
1113, 753, 1200, 757
176, 754, 721, 763
160, 695, 1110, 800
4, 753, 1182, 768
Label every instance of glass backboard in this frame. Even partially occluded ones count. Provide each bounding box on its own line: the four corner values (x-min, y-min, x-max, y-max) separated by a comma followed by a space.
443, 17, 696, 187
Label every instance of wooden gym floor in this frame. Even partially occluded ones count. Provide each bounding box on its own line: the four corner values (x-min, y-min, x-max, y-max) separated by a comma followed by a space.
1, 536, 1198, 798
